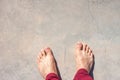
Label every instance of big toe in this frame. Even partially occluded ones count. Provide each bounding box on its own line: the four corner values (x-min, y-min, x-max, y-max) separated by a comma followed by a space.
44, 47, 53, 55
76, 42, 83, 50
75, 42, 83, 54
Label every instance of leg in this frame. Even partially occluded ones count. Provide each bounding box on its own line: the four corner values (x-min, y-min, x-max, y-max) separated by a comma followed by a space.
73, 42, 94, 80
37, 47, 60, 80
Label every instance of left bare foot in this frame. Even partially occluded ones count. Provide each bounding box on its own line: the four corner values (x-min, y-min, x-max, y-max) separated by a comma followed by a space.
37, 47, 58, 79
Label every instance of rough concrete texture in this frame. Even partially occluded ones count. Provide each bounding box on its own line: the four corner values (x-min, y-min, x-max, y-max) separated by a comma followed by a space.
0, 0, 120, 80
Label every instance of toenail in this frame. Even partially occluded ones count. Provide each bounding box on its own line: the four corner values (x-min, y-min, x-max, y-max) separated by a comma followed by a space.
46, 47, 50, 50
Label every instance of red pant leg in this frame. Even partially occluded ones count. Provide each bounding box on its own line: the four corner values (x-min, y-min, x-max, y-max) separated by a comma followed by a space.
46, 73, 60, 80
73, 69, 93, 80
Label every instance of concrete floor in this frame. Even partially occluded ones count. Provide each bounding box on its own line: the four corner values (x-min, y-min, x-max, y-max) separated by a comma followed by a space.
0, 0, 120, 80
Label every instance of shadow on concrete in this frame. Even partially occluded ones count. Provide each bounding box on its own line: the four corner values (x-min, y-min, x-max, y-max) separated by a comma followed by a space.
54, 58, 62, 80
90, 55, 95, 80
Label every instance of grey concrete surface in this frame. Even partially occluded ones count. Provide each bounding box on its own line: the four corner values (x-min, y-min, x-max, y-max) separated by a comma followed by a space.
0, 0, 120, 80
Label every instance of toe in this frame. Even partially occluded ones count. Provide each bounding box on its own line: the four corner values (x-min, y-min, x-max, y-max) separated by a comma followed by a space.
89, 49, 93, 56
86, 46, 89, 53
37, 56, 40, 63
37, 55, 40, 59
90, 50, 93, 56
75, 42, 83, 55
41, 49, 46, 56
44, 47, 53, 55
83, 43, 87, 51
76, 42, 83, 50
38, 52, 42, 58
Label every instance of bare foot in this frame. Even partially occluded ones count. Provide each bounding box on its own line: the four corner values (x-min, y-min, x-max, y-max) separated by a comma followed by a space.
37, 47, 58, 78
74, 42, 94, 73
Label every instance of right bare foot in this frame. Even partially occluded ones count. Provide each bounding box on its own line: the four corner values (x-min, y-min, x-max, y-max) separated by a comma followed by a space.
74, 42, 94, 73
37, 47, 58, 79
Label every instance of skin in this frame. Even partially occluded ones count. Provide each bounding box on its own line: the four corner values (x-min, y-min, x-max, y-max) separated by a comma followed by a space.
37, 42, 94, 79
37, 47, 58, 78
75, 42, 94, 73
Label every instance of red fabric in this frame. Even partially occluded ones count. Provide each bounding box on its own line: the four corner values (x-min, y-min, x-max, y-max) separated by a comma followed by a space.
46, 73, 60, 80
46, 69, 93, 80
73, 69, 93, 80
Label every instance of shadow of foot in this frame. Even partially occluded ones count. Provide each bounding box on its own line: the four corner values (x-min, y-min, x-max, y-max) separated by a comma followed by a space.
55, 59, 62, 80
90, 55, 95, 79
